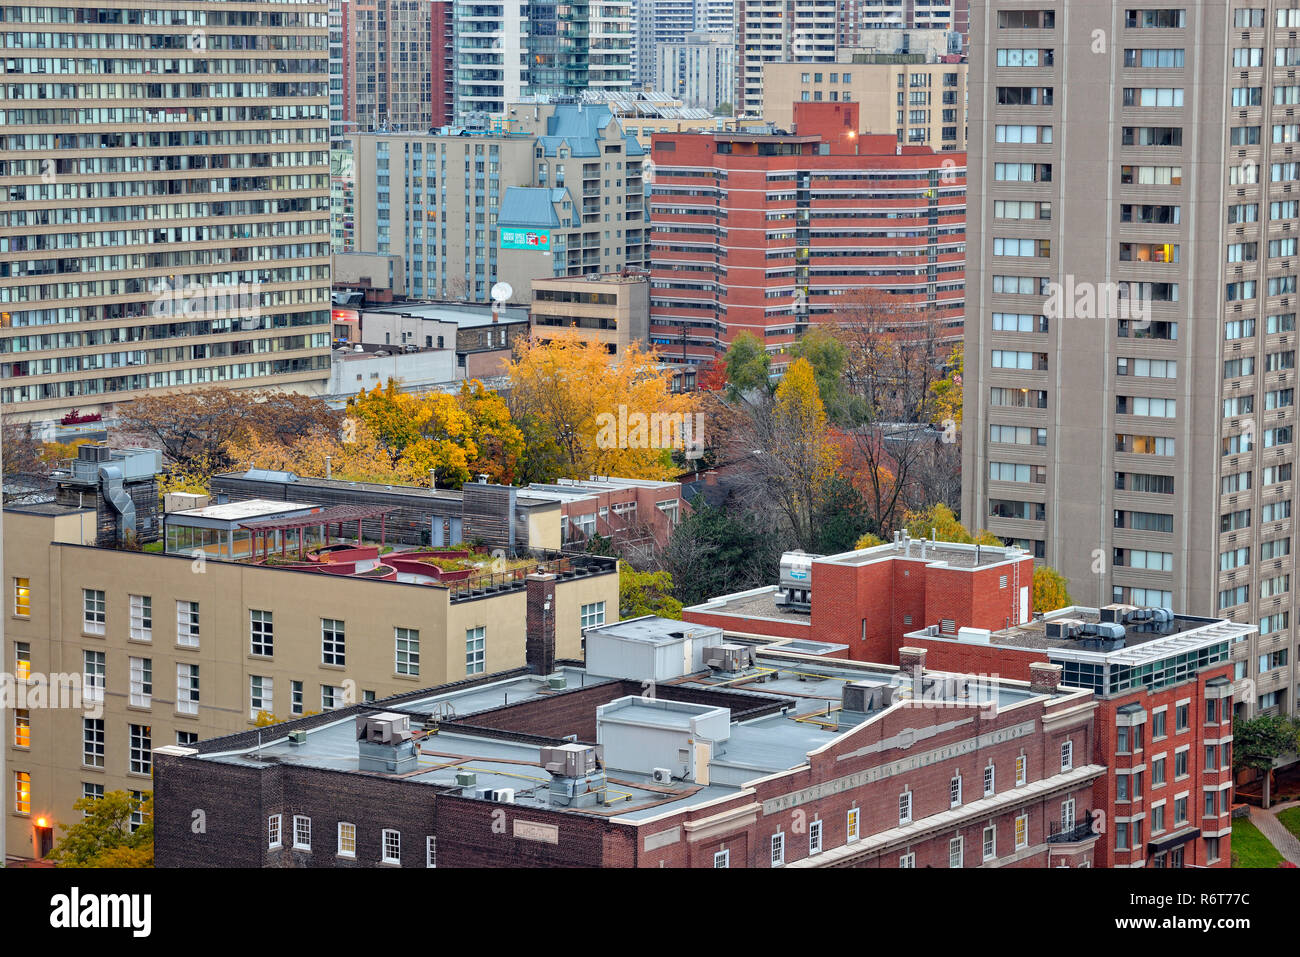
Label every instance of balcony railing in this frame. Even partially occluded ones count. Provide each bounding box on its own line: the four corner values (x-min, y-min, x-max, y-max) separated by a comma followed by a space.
1047, 816, 1097, 844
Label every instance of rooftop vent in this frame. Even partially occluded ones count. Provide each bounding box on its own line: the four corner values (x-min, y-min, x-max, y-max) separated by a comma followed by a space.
355, 712, 418, 774
703, 643, 755, 675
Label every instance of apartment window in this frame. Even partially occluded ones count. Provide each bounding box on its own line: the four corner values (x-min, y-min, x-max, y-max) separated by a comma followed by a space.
1175, 704, 1189, 732
427, 836, 437, 868
321, 684, 343, 711
1174, 797, 1188, 825
176, 600, 200, 647
950, 774, 963, 808
847, 808, 860, 843
129, 724, 151, 775
983, 826, 996, 862
129, 657, 152, 708
268, 814, 282, 849
1175, 748, 1189, 778
338, 822, 357, 858
177, 663, 199, 715
14, 708, 30, 748
14, 771, 30, 814
1153, 756, 1166, 786
382, 829, 401, 865
250, 610, 274, 657
1061, 798, 1076, 832
466, 626, 486, 675
984, 764, 995, 797
1151, 803, 1165, 834
250, 676, 273, 720
293, 815, 312, 851
771, 832, 785, 866
290, 680, 304, 715
899, 851, 916, 867
176, 731, 198, 747
83, 717, 105, 768
1015, 814, 1028, 850
1015, 755, 1027, 786
580, 602, 606, 629
713, 848, 729, 868
83, 650, 105, 702
128, 595, 152, 641
82, 782, 104, 811
1061, 740, 1073, 772
396, 627, 420, 676
14, 641, 30, 681
83, 588, 105, 635
1153, 710, 1166, 739
899, 790, 913, 825
1206, 700, 1218, 725
948, 836, 963, 868
322, 619, 345, 666
13, 577, 30, 617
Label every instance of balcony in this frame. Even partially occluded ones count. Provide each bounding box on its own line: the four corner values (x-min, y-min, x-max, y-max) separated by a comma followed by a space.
1047, 817, 1097, 845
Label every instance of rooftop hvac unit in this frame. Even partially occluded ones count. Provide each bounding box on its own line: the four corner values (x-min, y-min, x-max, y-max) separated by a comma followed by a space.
841, 681, 893, 715
652, 767, 673, 785
355, 712, 413, 745
456, 771, 477, 788
1045, 618, 1086, 640
704, 643, 755, 674
540, 743, 599, 779
288, 730, 307, 745
483, 788, 515, 804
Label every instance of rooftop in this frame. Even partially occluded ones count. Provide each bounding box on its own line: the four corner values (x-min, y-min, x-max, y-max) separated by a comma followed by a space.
821, 537, 1025, 569
685, 585, 810, 623
364, 301, 530, 327
187, 635, 1083, 822
168, 499, 320, 523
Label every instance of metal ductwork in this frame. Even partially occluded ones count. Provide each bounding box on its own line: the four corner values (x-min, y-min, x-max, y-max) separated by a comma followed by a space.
98, 464, 135, 540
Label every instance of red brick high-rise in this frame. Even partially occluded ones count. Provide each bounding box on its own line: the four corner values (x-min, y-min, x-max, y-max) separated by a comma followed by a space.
648, 102, 965, 367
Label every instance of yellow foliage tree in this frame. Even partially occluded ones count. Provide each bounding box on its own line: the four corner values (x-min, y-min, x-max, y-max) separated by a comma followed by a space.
506, 328, 698, 481
854, 532, 887, 548
929, 341, 963, 431
1032, 565, 1073, 613
902, 503, 1002, 545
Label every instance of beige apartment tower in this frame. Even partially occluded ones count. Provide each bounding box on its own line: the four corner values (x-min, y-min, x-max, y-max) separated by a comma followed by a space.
0, 1, 333, 423
964, 1, 1299, 718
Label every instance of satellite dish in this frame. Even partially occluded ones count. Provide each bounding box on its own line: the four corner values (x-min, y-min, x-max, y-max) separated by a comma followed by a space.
491, 282, 513, 303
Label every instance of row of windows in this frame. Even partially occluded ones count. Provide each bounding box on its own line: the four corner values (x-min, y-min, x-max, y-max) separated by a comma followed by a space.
268, 814, 433, 866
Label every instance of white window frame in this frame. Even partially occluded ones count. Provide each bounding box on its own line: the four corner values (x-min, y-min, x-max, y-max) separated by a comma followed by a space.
899, 852, 916, 868
129, 594, 152, 641
321, 618, 345, 666
268, 813, 282, 849
293, 815, 311, 851
1061, 739, 1073, 771
580, 601, 606, 629
949, 836, 963, 868
177, 663, 199, 715
809, 819, 823, 855
83, 649, 106, 702
466, 625, 486, 675
382, 828, 401, 864
983, 825, 996, 862
770, 831, 785, 866
714, 848, 729, 868
250, 675, 273, 720
950, 773, 962, 808
250, 609, 274, 657
426, 835, 437, 868
846, 807, 860, 843
176, 600, 200, 648
1015, 754, 1027, 786
337, 821, 356, 858
899, 790, 913, 825
129, 656, 152, 708
1015, 814, 1028, 850
396, 627, 420, 676
128, 723, 151, 775
983, 763, 995, 797
83, 588, 105, 635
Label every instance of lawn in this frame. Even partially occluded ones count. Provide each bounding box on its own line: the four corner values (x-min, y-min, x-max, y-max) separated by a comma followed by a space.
1232, 817, 1284, 868
1278, 807, 1300, 841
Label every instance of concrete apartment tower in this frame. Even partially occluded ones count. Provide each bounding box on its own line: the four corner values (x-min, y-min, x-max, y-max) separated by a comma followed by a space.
963, 1, 1299, 717
0, 1, 332, 424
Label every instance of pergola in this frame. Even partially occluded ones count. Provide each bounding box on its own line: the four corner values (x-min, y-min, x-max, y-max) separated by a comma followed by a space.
239, 504, 396, 562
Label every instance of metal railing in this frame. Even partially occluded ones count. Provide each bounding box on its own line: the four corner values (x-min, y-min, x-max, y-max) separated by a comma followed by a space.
1047, 815, 1096, 844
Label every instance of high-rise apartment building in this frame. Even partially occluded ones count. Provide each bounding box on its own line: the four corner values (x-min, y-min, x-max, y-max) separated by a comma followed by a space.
341, 0, 447, 132
736, 0, 839, 117
963, 1, 1298, 719
454, 1, 632, 118
649, 102, 965, 365
343, 103, 647, 303
657, 32, 737, 112
0, 0, 332, 423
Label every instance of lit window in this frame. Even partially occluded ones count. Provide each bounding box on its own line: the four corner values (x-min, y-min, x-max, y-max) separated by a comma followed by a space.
338, 822, 356, 857
847, 808, 860, 842
15, 771, 31, 814
14, 641, 30, 681
1015, 754, 1027, 785
1015, 814, 1028, 849
14, 709, 30, 748
13, 577, 30, 617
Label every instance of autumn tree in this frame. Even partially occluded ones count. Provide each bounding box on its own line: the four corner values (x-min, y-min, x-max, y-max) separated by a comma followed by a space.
49, 791, 152, 868
456, 379, 526, 485
832, 290, 963, 533
787, 326, 867, 427
506, 328, 697, 482
620, 563, 684, 619
115, 388, 339, 480
902, 503, 1002, 545
725, 358, 840, 551
721, 331, 773, 402
1032, 565, 1073, 613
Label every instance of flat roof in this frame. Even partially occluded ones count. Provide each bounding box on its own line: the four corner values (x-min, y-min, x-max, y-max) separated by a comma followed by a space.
365, 302, 530, 327
168, 499, 320, 522
192, 644, 1075, 823
684, 585, 811, 623
585, 616, 719, 645
822, 538, 1023, 569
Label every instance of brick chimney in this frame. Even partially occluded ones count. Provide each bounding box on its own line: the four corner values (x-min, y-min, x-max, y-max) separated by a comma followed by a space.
898, 646, 927, 673
1029, 662, 1063, 694
526, 572, 558, 674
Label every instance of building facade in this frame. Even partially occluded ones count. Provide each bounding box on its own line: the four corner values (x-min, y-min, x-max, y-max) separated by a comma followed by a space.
962, 1, 1299, 719
736, 0, 839, 117
763, 58, 967, 150
657, 32, 738, 113
530, 273, 650, 356
648, 102, 965, 364
0, 0, 333, 423
342, 104, 647, 304
2, 504, 617, 861
340, 0, 447, 133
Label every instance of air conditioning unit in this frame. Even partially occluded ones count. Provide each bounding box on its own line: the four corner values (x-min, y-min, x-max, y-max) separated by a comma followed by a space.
288, 730, 307, 745
483, 788, 515, 804
652, 767, 673, 785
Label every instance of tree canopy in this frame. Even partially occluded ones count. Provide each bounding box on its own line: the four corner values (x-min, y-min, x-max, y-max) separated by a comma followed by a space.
50, 790, 153, 868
